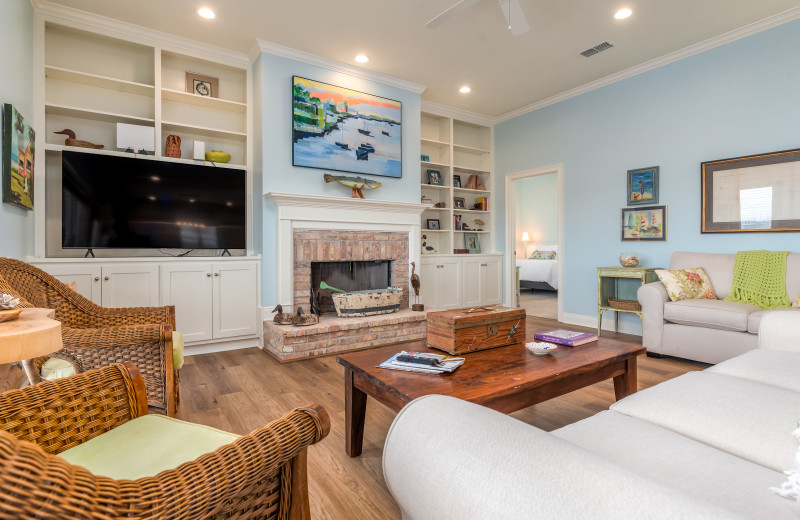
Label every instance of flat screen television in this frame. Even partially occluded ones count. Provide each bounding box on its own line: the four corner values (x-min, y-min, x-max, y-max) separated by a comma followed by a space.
62, 150, 246, 250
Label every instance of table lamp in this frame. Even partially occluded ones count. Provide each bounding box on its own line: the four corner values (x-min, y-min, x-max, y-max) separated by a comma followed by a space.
0, 308, 62, 385
521, 232, 530, 258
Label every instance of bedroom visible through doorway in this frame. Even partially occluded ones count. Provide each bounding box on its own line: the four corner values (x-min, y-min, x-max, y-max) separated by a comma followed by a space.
509, 170, 561, 320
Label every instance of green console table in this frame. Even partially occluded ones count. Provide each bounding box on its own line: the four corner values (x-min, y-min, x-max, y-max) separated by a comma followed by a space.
597, 267, 661, 336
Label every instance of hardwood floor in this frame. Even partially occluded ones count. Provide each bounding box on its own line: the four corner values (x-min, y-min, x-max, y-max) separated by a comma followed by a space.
176, 316, 708, 520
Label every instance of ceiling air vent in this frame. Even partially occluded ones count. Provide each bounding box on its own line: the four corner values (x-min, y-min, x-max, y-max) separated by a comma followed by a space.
580, 41, 614, 58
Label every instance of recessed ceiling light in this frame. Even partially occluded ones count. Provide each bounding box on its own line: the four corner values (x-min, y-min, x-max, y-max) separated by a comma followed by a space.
459, 86, 471, 94
198, 8, 216, 19
354, 54, 369, 63
614, 8, 632, 19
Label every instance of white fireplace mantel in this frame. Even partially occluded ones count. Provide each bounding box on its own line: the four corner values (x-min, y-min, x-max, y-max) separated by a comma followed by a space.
266, 192, 428, 308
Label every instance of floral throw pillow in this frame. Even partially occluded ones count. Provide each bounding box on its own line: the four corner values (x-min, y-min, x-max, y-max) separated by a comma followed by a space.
655, 267, 717, 301
529, 250, 557, 260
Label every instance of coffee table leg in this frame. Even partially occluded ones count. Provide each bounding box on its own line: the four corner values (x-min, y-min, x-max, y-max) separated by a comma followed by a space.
613, 355, 638, 400
345, 367, 367, 457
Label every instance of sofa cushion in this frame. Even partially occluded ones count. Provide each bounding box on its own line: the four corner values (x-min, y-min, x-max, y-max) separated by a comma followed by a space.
664, 299, 761, 332
610, 371, 800, 472
708, 349, 800, 393
553, 411, 798, 520
656, 267, 717, 301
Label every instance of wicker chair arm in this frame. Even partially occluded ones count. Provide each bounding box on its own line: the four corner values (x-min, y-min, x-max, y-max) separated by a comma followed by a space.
89, 304, 176, 328
61, 323, 165, 349
0, 363, 148, 454
0, 404, 330, 519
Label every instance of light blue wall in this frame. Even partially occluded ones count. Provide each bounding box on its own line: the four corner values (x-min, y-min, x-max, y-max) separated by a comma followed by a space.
257, 53, 421, 305
495, 19, 800, 326
514, 173, 558, 258
0, 1, 34, 259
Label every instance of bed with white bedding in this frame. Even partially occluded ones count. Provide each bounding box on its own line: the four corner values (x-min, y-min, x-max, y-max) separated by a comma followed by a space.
516, 245, 559, 291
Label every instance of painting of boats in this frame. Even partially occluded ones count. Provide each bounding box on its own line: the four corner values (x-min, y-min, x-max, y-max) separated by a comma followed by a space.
621, 205, 667, 241
292, 76, 402, 178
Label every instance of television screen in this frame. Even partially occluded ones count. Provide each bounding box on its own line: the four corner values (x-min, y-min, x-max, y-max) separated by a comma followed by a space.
62, 151, 246, 250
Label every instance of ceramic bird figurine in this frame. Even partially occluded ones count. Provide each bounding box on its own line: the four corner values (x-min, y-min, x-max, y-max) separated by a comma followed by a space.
292, 307, 319, 327
421, 235, 438, 254
53, 129, 104, 149
272, 304, 294, 325
410, 262, 420, 300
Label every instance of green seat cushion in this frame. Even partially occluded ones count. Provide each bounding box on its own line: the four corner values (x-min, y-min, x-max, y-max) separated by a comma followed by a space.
59, 415, 239, 480
41, 357, 75, 381
172, 330, 185, 370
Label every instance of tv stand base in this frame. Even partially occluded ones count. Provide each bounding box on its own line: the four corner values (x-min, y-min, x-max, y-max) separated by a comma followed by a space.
84, 249, 95, 258
221, 249, 231, 257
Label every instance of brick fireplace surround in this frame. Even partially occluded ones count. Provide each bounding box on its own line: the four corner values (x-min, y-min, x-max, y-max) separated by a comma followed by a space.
263, 193, 429, 362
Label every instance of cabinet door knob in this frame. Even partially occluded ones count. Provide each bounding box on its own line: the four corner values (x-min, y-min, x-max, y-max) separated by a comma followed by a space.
104, 276, 109, 281
214, 272, 219, 277
481, 263, 487, 267
94, 276, 100, 281
206, 273, 212, 277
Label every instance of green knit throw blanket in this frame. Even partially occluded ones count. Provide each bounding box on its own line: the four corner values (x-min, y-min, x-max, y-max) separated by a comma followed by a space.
725, 250, 791, 309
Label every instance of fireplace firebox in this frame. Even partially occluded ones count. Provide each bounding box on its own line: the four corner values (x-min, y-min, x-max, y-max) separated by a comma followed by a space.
311, 260, 392, 313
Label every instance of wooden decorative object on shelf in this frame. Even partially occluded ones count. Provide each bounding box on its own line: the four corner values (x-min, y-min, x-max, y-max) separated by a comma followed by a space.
165, 135, 181, 158
53, 129, 104, 149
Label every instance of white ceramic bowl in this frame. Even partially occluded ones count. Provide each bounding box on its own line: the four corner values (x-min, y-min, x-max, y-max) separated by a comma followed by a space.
525, 342, 558, 356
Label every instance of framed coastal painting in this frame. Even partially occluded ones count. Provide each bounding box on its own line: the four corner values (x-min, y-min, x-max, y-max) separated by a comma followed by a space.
292, 76, 402, 178
627, 166, 659, 205
621, 205, 666, 241
701, 148, 800, 233
2, 104, 35, 210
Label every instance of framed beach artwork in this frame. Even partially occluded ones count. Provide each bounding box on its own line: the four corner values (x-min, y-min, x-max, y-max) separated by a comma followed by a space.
701, 148, 800, 233
2, 104, 35, 210
627, 166, 659, 205
292, 76, 402, 178
621, 205, 666, 241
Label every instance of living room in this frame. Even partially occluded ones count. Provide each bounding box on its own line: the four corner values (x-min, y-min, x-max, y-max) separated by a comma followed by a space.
1, 1, 800, 518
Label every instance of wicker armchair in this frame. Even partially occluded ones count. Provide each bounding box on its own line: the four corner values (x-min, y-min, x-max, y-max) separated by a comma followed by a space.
0, 257, 178, 415
0, 363, 330, 519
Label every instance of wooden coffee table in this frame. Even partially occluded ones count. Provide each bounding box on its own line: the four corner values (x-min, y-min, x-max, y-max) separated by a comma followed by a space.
336, 337, 645, 457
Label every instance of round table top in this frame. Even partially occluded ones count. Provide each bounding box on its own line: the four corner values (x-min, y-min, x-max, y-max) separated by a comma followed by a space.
0, 308, 62, 364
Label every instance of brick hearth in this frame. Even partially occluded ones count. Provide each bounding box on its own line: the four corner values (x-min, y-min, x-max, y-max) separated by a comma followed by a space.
263, 309, 427, 362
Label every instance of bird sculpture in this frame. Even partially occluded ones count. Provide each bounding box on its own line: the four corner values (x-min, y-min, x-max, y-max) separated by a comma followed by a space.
53, 129, 104, 149
474, 219, 485, 231
421, 235, 437, 254
292, 307, 319, 327
272, 304, 294, 325
410, 262, 423, 311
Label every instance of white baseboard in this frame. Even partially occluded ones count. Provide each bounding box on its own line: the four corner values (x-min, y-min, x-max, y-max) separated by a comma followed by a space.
185, 337, 261, 356
560, 312, 642, 336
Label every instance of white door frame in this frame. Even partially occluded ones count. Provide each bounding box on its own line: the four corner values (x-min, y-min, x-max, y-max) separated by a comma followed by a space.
504, 164, 564, 322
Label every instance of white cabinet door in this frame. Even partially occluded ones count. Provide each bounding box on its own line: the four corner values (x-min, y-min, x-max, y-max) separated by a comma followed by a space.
461, 258, 482, 307
101, 264, 159, 308
419, 260, 440, 308
213, 262, 258, 338
161, 264, 213, 342
481, 257, 503, 305
438, 258, 462, 309
40, 264, 102, 304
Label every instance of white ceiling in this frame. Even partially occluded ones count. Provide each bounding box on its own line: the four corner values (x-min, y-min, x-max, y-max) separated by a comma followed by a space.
42, 0, 800, 118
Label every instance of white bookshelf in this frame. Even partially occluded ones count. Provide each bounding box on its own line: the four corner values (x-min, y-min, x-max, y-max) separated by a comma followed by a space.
420, 112, 492, 256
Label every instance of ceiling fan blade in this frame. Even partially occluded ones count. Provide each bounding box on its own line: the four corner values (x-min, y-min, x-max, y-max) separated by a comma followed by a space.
425, 0, 483, 29
499, 0, 530, 36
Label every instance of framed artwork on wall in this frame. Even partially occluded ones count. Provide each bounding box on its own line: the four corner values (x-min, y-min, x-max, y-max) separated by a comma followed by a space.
2, 104, 35, 210
627, 166, 659, 205
621, 205, 667, 241
185, 72, 219, 98
427, 169, 442, 185
292, 76, 402, 179
701, 148, 800, 233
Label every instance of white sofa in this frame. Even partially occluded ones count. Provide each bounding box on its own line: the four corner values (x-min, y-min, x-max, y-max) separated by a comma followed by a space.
383, 310, 800, 519
638, 251, 800, 364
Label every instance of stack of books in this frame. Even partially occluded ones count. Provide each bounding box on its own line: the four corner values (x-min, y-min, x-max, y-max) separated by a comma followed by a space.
533, 329, 598, 346
476, 196, 488, 211
379, 351, 465, 374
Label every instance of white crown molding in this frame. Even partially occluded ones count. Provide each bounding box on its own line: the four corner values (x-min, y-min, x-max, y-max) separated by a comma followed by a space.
252, 39, 427, 94
493, 5, 800, 124
266, 192, 429, 214
420, 101, 495, 127
30, 0, 250, 68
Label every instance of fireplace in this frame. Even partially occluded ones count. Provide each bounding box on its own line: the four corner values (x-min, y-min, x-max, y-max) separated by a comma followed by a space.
311, 260, 392, 314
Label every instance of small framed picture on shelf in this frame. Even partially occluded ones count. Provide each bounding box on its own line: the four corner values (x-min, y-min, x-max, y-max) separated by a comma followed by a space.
427, 219, 440, 230
427, 169, 442, 186
421, 154, 430, 162
453, 175, 461, 188
185, 72, 219, 98
464, 232, 481, 254
453, 197, 466, 208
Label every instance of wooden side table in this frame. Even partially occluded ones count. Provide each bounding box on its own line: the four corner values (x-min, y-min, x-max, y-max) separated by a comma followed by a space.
597, 267, 660, 336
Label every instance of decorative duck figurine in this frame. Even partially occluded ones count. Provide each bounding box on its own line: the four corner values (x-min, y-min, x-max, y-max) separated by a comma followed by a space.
272, 304, 294, 325
54, 129, 104, 149
292, 307, 319, 327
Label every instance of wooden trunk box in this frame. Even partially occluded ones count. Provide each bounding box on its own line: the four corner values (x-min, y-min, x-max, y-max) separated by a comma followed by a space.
426, 306, 526, 355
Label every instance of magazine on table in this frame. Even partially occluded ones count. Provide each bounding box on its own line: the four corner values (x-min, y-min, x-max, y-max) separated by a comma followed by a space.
378, 351, 465, 374
533, 329, 598, 346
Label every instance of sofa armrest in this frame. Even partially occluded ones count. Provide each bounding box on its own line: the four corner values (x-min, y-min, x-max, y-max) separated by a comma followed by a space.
384, 395, 739, 519
638, 282, 669, 355
758, 309, 800, 352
